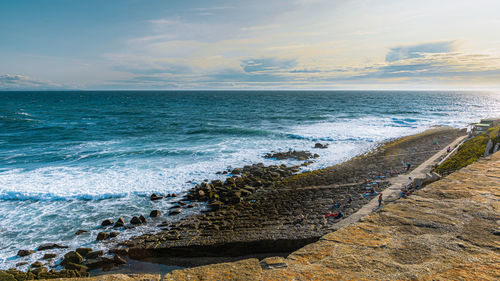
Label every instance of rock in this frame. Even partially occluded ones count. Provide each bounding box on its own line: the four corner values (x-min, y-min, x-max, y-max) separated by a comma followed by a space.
30, 261, 43, 268
76, 248, 92, 257
232, 168, 242, 174
313, 153, 320, 158
169, 208, 182, 216
109, 248, 129, 256
38, 243, 68, 251
96, 232, 109, 241
75, 230, 88, 235
150, 210, 161, 217
64, 262, 88, 272
130, 216, 142, 224
109, 232, 119, 238
139, 215, 147, 223
16, 262, 28, 266
101, 219, 114, 227
114, 217, 125, 227
42, 253, 57, 260
150, 193, 163, 201
113, 254, 127, 265
63, 251, 84, 264
17, 250, 35, 257
85, 250, 105, 259
31, 266, 48, 275
171, 193, 178, 197
314, 143, 328, 149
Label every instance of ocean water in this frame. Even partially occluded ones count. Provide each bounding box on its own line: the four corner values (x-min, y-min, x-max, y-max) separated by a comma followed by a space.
1, 90, 499, 269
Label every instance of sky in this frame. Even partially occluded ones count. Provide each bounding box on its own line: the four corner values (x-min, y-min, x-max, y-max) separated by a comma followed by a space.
1, 0, 500, 90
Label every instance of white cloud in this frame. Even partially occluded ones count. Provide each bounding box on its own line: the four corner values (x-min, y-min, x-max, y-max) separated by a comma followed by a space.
0, 74, 62, 90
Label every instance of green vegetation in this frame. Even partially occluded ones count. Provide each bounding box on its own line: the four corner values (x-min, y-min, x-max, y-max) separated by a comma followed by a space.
434, 126, 499, 175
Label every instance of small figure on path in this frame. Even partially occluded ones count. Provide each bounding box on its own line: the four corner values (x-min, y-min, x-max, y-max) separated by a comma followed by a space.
378, 193, 383, 207
405, 162, 411, 173
407, 177, 412, 188
447, 146, 451, 153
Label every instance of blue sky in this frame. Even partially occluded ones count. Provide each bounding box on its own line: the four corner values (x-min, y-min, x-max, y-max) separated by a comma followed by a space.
1, 0, 500, 90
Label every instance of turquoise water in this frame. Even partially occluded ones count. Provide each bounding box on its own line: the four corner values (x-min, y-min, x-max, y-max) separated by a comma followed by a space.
1, 90, 499, 268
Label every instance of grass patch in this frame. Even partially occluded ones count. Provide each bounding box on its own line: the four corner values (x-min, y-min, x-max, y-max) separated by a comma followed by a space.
434, 126, 499, 175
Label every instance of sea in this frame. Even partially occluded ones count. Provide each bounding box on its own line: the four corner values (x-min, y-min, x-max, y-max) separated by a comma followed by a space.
1, 90, 499, 270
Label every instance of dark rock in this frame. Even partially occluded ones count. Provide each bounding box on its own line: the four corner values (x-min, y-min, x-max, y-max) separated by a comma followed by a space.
42, 253, 57, 260
130, 216, 141, 225
150, 193, 163, 201
64, 263, 88, 272
169, 208, 182, 216
76, 248, 92, 257
113, 254, 127, 265
31, 266, 48, 275
38, 243, 68, 251
109, 232, 119, 238
314, 143, 328, 149
85, 250, 105, 259
109, 248, 129, 256
63, 251, 84, 264
114, 217, 125, 227
16, 262, 28, 266
75, 230, 88, 235
96, 232, 109, 241
232, 168, 242, 174
30, 261, 43, 268
150, 210, 161, 217
171, 193, 178, 197
139, 215, 147, 223
264, 150, 314, 160
17, 250, 35, 257
101, 219, 114, 227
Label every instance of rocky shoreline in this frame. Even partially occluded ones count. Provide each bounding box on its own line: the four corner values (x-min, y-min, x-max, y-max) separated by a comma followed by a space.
0, 127, 466, 279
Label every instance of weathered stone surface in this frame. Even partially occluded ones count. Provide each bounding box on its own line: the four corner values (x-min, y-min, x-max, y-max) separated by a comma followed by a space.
165, 258, 262, 281
164, 150, 500, 280
38, 243, 68, 251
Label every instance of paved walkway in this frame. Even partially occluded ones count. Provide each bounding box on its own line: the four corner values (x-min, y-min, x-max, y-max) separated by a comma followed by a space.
329, 135, 467, 231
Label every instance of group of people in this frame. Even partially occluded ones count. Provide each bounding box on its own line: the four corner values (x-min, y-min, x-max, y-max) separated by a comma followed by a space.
400, 176, 421, 198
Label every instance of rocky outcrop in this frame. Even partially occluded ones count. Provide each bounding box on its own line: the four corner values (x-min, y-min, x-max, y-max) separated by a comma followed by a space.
164, 150, 500, 280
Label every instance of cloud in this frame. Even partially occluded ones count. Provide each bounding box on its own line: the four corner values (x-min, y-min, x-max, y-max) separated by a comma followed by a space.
0, 74, 62, 90
386, 41, 457, 62
241, 58, 297, 72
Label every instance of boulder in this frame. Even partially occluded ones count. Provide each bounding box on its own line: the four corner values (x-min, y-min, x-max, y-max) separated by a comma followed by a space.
17, 250, 35, 257
30, 261, 43, 268
64, 263, 88, 272
75, 230, 88, 235
101, 219, 114, 227
232, 168, 242, 174
63, 251, 84, 264
76, 248, 92, 257
96, 232, 109, 241
314, 143, 328, 149
113, 254, 127, 265
150, 193, 163, 201
171, 193, 178, 197
150, 210, 161, 217
38, 243, 68, 251
114, 217, 125, 227
130, 216, 141, 225
139, 215, 147, 223
85, 250, 105, 259
109, 232, 119, 238
42, 253, 57, 260
169, 208, 182, 216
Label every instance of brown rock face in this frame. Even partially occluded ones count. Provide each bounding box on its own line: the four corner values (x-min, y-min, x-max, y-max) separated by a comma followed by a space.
164, 151, 500, 280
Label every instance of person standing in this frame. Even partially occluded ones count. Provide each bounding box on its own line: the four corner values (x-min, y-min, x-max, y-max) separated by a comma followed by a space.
378, 193, 383, 207
405, 162, 411, 173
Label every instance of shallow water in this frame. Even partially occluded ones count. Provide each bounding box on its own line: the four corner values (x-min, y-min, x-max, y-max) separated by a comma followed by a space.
1, 90, 499, 269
